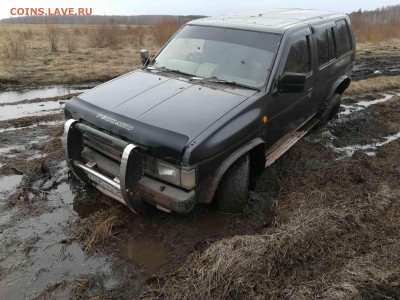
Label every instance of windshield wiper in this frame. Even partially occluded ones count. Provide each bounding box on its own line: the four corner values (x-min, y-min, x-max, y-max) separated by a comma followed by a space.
203, 76, 260, 91
146, 66, 194, 77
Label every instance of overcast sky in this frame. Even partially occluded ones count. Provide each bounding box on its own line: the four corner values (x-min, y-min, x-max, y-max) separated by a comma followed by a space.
1, 0, 399, 20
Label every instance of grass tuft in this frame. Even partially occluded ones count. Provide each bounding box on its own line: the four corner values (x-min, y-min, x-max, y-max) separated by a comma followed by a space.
70, 207, 128, 255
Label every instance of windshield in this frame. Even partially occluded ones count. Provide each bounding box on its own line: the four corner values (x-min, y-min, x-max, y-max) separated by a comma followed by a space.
150, 25, 281, 89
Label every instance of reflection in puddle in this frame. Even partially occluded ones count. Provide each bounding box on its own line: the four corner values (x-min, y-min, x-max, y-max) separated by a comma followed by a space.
0, 101, 64, 121
119, 238, 172, 274
332, 132, 400, 157
0, 120, 63, 134
197, 212, 230, 235
340, 94, 395, 115
0, 84, 96, 104
0, 175, 23, 197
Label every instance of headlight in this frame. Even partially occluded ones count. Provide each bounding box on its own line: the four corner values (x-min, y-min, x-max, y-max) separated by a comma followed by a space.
155, 161, 196, 189
156, 161, 181, 186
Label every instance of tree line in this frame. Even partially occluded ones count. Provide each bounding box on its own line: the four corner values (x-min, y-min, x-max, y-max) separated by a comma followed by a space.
0, 15, 205, 25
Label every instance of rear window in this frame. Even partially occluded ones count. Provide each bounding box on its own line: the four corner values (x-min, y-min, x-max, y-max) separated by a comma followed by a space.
336, 19, 352, 55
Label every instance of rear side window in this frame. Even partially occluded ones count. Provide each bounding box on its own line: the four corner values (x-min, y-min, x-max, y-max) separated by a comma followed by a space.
284, 36, 311, 74
315, 29, 329, 66
315, 27, 337, 67
336, 20, 352, 55
328, 28, 336, 59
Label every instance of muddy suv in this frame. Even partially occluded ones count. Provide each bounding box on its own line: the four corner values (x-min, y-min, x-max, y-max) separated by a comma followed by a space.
63, 9, 355, 214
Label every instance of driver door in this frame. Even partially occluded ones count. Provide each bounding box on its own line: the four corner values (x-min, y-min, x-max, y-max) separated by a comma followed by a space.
264, 29, 314, 148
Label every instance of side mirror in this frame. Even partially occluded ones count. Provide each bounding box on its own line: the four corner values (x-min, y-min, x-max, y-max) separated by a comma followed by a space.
140, 49, 150, 66
278, 72, 306, 93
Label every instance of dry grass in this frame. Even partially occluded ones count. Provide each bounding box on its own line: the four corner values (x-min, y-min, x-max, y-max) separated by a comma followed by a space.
148, 19, 181, 46
0, 23, 160, 87
356, 39, 400, 60
352, 21, 400, 43
1, 30, 30, 62
70, 207, 128, 255
45, 22, 62, 52
346, 76, 400, 95
69, 277, 96, 300
140, 140, 400, 299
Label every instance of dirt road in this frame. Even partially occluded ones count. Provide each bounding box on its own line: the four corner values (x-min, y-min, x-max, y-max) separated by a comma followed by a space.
0, 58, 399, 299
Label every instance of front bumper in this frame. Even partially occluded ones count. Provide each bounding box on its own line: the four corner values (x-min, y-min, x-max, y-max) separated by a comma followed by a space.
62, 119, 196, 214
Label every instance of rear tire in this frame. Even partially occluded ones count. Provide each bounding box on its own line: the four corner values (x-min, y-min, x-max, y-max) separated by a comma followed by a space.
217, 154, 250, 213
318, 93, 341, 126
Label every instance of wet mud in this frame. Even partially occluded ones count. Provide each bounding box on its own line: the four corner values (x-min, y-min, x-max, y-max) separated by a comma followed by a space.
1, 60, 400, 299
352, 57, 400, 81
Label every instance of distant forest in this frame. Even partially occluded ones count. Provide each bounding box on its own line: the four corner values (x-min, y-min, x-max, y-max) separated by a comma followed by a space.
349, 4, 400, 24
0, 15, 205, 25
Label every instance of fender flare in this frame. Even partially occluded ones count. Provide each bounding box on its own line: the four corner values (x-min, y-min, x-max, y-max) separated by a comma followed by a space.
328, 75, 351, 99
202, 138, 265, 204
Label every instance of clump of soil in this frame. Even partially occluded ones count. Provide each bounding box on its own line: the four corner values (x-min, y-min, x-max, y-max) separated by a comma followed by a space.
332, 96, 400, 147
4, 159, 50, 212
140, 141, 400, 300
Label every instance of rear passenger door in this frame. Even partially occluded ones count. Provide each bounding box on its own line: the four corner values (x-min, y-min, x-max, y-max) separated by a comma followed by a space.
312, 19, 354, 108
265, 29, 314, 147
312, 23, 339, 107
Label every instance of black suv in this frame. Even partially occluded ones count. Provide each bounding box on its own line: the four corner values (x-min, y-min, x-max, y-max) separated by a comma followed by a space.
63, 9, 355, 214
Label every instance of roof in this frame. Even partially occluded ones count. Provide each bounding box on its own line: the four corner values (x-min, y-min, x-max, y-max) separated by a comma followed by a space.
188, 8, 345, 34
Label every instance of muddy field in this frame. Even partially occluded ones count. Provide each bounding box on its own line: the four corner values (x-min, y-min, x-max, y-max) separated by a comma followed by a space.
0, 56, 400, 299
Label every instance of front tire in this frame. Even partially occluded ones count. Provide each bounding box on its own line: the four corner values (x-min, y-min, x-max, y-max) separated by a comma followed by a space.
217, 154, 250, 213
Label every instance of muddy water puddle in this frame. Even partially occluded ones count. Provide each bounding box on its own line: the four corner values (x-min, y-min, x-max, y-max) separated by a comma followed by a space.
353, 57, 400, 80
0, 175, 23, 198
0, 101, 64, 121
341, 92, 400, 115
119, 238, 173, 274
0, 84, 96, 104
330, 131, 400, 157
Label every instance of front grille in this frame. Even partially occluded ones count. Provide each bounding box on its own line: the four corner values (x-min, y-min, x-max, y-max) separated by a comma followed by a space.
83, 133, 123, 162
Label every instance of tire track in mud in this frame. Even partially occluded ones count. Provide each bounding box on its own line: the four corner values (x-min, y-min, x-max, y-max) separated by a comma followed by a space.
0, 82, 400, 298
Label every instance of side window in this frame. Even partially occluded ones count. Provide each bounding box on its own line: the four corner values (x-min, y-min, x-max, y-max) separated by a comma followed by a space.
336, 19, 352, 55
315, 29, 329, 66
327, 28, 336, 60
283, 36, 311, 74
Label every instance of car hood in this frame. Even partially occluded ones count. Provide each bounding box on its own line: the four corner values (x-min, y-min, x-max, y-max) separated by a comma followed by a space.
65, 70, 256, 162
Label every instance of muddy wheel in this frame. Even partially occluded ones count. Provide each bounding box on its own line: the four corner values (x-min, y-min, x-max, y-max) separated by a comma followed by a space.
217, 154, 250, 213
318, 93, 341, 126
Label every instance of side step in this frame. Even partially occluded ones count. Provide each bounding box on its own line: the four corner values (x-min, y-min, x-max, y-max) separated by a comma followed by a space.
265, 117, 319, 167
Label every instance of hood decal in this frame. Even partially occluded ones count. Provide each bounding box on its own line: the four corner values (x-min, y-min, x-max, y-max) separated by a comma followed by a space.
96, 113, 134, 131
